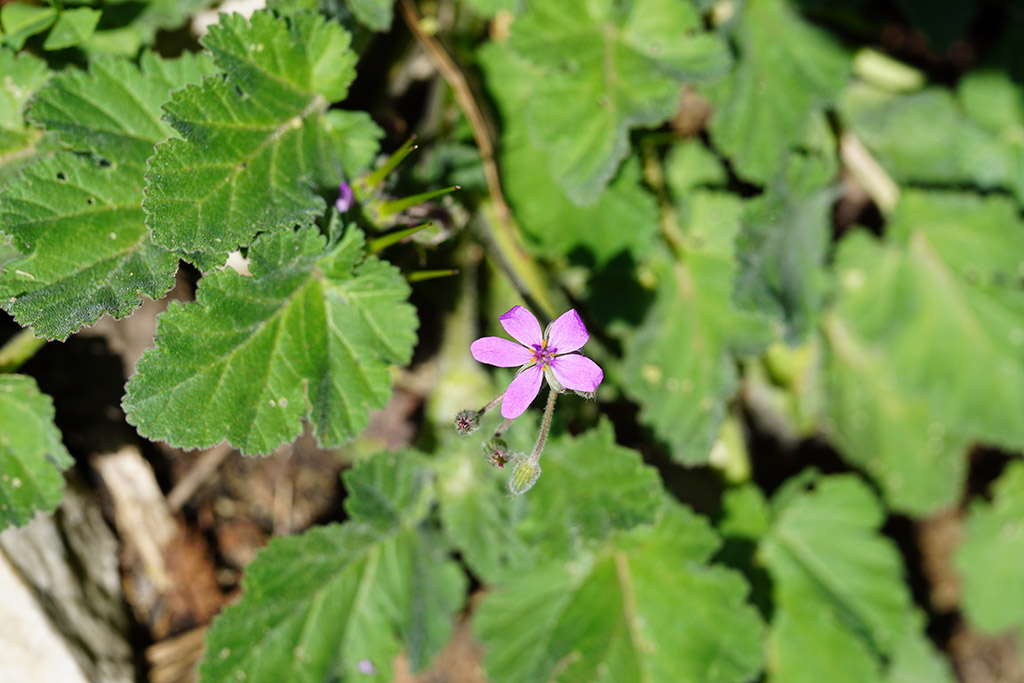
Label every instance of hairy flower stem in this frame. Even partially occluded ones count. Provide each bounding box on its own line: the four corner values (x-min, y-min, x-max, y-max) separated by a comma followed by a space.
477, 392, 504, 416
493, 418, 513, 438
529, 389, 558, 464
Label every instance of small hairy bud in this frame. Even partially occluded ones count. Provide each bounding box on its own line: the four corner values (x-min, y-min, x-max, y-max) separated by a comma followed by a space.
454, 409, 479, 435
508, 456, 541, 496
482, 437, 511, 468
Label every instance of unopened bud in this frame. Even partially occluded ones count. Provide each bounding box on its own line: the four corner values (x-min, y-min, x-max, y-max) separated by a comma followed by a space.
483, 437, 511, 468
508, 456, 541, 496
454, 410, 479, 435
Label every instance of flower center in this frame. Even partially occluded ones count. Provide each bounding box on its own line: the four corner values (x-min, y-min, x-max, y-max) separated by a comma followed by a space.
531, 341, 556, 367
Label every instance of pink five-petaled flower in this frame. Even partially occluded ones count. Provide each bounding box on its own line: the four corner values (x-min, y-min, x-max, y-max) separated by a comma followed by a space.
471, 306, 604, 419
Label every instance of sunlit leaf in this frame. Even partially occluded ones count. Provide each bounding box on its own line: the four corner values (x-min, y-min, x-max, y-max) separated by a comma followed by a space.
200, 452, 465, 682
762, 474, 947, 682
507, 0, 729, 203
824, 192, 1024, 513
706, 0, 848, 183
479, 43, 659, 265
0, 53, 216, 340
123, 226, 416, 455
621, 192, 773, 463
476, 503, 764, 682
144, 10, 362, 253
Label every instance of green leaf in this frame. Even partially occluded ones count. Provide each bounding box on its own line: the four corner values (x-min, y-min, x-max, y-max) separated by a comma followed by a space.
956, 462, 1024, 643
761, 475, 932, 682
436, 437, 537, 585
144, 10, 360, 253
664, 139, 729, 194
479, 44, 659, 265
824, 192, 1024, 513
0, 48, 48, 167
347, 0, 392, 31
475, 503, 765, 682
840, 83, 1016, 199
42, 8, 101, 51
514, 420, 663, 560
506, 0, 729, 203
123, 226, 417, 455
706, 0, 848, 183
0, 53, 217, 340
200, 454, 465, 682
735, 153, 837, 341
1, 3, 56, 51
621, 192, 772, 463
0, 374, 73, 528
343, 450, 434, 529
323, 110, 385, 178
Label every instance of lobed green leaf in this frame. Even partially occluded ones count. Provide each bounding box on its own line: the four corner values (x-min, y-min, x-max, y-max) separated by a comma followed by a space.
122, 226, 417, 455
706, 0, 849, 183
506, 0, 729, 203
475, 503, 765, 683
0, 52, 216, 340
761, 474, 951, 682
621, 192, 773, 463
824, 192, 1024, 513
479, 43, 659, 265
144, 10, 363, 253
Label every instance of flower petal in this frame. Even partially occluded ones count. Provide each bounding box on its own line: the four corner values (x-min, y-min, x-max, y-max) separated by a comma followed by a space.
550, 353, 604, 393
499, 305, 543, 347
501, 365, 544, 419
471, 337, 533, 367
546, 309, 589, 354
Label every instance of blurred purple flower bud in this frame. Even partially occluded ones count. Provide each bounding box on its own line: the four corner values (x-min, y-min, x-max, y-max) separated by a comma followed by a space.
336, 181, 354, 213
357, 659, 376, 675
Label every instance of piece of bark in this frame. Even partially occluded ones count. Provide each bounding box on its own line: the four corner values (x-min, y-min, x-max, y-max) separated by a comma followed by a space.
92, 446, 224, 641
0, 474, 135, 682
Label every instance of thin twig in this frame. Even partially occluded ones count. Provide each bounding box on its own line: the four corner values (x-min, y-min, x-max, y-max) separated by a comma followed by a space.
396, 0, 557, 318
397, 0, 508, 221
166, 442, 233, 511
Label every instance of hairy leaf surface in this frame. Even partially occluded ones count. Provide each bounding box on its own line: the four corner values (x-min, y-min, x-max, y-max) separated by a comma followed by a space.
0, 53, 216, 339
123, 226, 416, 455
144, 10, 362, 253
201, 452, 465, 682
475, 503, 764, 682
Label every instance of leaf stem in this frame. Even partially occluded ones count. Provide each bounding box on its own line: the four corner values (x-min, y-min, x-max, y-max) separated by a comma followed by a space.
396, 0, 556, 318
0, 329, 46, 374
529, 388, 558, 464
478, 391, 505, 416
640, 140, 687, 261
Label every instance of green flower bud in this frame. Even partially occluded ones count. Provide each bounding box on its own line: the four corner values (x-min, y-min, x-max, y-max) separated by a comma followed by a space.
483, 437, 512, 468
454, 409, 479, 435
508, 456, 541, 496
